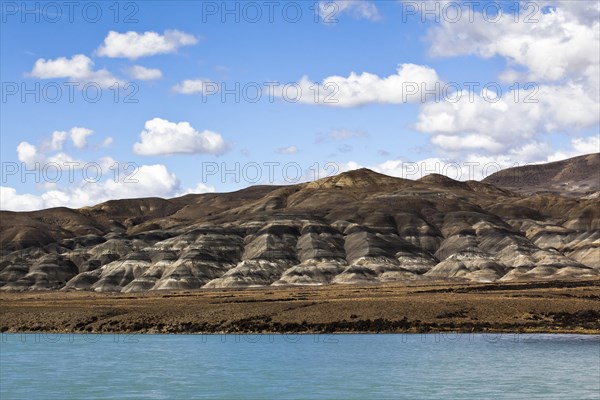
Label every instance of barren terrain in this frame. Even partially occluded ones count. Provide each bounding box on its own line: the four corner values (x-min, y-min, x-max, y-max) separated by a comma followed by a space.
1, 154, 599, 293
1, 154, 599, 334
2, 279, 599, 334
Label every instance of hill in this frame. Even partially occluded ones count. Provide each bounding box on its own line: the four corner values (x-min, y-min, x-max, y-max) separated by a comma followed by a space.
483, 153, 600, 196
1, 156, 599, 292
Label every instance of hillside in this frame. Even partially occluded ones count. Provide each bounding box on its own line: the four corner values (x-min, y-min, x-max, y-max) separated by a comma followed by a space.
483, 153, 600, 196
0, 157, 599, 292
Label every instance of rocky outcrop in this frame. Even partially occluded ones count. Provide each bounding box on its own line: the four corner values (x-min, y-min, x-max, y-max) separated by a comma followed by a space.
1, 157, 599, 292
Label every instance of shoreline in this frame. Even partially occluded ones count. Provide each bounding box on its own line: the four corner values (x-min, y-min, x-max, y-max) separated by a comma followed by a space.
3, 331, 600, 336
2, 279, 599, 335
3, 329, 600, 335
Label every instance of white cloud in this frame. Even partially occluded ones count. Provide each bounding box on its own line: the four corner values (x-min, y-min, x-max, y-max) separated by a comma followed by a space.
571, 136, 600, 154
4, 143, 597, 212
29, 54, 120, 87
49, 131, 68, 151
17, 140, 84, 169
426, 3, 599, 85
0, 165, 217, 211
336, 136, 599, 183
133, 118, 229, 156
409, 1, 600, 164
176, 182, 216, 196
43, 127, 94, 151
325, 159, 444, 181
553, 1, 600, 26
96, 30, 198, 59
0, 187, 44, 211
498, 69, 526, 84
95, 164, 180, 200
172, 79, 215, 94
547, 136, 600, 162
98, 156, 117, 172
101, 137, 114, 147
456, 137, 600, 179
47, 152, 81, 166
416, 84, 599, 156
277, 146, 298, 154
336, 157, 485, 181
506, 142, 554, 163
431, 134, 504, 153
373, 158, 463, 180
16, 142, 41, 165
30, 54, 94, 79
292, 64, 441, 107
127, 65, 162, 80
14, 127, 110, 169
70, 127, 94, 149
318, 0, 380, 22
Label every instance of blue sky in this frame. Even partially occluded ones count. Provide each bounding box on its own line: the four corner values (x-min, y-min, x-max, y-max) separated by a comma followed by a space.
1, 0, 599, 210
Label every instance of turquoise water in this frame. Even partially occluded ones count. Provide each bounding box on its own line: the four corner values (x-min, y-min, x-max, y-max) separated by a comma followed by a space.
1, 333, 598, 399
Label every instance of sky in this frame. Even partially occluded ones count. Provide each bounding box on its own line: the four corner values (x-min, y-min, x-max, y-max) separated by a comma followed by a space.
0, 0, 599, 211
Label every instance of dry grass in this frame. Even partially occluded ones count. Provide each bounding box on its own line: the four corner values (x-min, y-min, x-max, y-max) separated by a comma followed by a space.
1, 279, 599, 334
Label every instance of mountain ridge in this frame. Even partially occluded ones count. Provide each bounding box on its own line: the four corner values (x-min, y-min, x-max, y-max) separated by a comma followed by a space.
0, 154, 598, 291
483, 153, 600, 196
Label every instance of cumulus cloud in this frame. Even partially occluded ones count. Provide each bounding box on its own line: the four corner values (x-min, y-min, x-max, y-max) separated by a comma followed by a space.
426, 3, 599, 85
430, 134, 504, 153
571, 136, 600, 154
0, 187, 45, 211
17, 139, 83, 169
133, 118, 229, 156
4, 124, 219, 210
94, 164, 181, 200
70, 127, 94, 149
126, 65, 162, 80
547, 136, 600, 162
416, 82, 599, 157
172, 79, 214, 94
409, 1, 600, 163
553, 0, 600, 26
317, 0, 380, 22
277, 146, 298, 154
29, 54, 120, 87
1, 164, 216, 211
16, 142, 41, 165
49, 131, 68, 151
96, 30, 198, 59
46, 152, 81, 167
292, 64, 441, 107
15, 127, 110, 169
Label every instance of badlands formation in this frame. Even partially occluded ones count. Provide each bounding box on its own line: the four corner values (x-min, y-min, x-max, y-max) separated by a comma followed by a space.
1, 154, 598, 293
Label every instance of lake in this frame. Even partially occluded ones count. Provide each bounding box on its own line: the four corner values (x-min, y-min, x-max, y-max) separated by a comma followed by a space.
1, 333, 598, 399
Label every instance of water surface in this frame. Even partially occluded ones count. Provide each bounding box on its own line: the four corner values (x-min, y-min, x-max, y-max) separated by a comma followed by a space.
1, 333, 598, 399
